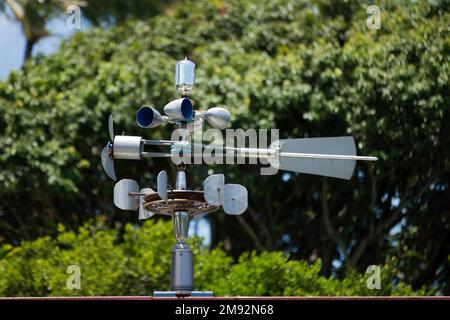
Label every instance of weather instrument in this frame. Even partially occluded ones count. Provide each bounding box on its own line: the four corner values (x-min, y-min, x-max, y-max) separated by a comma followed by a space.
100, 57, 378, 297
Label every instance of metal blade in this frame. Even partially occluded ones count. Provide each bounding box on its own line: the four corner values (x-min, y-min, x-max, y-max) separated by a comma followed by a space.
223, 184, 248, 215
203, 174, 225, 206
101, 145, 116, 181
271, 136, 357, 180
113, 179, 139, 211
108, 114, 114, 141
139, 188, 156, 220
157, 170, 168, 201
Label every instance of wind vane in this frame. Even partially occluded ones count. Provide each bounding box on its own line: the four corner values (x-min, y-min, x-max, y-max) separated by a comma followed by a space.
100, 57, 377, 297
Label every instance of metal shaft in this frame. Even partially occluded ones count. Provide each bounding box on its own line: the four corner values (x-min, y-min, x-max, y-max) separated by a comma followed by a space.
171, 169, 193, 295
140, 140, 378, 161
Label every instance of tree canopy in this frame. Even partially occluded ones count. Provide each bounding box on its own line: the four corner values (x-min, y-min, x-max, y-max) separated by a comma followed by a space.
0, 219, 427, 296
0, 0, 448, 294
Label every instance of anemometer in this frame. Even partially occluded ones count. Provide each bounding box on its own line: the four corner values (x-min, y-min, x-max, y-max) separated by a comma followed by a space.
100, 57, 377, 297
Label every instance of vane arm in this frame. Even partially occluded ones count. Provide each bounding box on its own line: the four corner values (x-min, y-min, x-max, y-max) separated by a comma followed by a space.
139, 143, 378, 161
192, 144, 378, 161
279, 152, 378, 161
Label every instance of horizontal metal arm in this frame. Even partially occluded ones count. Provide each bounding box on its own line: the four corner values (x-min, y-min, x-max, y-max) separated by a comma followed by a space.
142, 139, 177, 146
279, 152, 378, 161
141, 152, 172, 158
139, 141, 378, 161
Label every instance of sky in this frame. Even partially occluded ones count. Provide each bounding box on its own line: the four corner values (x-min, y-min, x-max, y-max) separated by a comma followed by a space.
0, 11, 75, 80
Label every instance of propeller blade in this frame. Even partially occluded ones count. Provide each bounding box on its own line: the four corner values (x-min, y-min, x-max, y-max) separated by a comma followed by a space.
139, 188, 156, 220
204, 174, 225, 206
270, 136, 357, 180
108, 114, 114, 141
113, 179, 139, 211
223, 184, 248, 215
101, 145, 117, 181
157, 170, 168, 201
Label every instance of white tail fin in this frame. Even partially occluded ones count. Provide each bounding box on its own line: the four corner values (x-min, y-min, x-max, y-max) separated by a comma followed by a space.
271, 136, 357, 180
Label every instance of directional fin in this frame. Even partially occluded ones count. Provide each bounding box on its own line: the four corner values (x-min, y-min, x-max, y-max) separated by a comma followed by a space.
271, 136, 357, 180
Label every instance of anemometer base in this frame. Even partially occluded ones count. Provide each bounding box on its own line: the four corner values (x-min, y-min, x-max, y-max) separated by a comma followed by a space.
171, 243, 194, 292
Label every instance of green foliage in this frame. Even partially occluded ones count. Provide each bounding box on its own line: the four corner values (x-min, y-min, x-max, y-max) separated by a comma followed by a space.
0, 218, 429, 296
0, 0, 448, 294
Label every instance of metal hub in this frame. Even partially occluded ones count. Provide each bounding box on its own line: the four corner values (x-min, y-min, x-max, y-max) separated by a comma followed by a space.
143, 190, 219, 217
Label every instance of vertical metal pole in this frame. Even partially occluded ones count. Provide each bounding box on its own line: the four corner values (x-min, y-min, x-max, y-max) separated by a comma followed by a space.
171, 169, 194, 296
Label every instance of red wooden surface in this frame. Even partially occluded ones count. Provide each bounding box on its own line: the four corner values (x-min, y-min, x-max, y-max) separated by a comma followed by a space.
0, 296, 448, 300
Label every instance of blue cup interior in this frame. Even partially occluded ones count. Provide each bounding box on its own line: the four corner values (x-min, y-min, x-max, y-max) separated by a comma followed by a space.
181, 99, 193, 120
136, 106, 154, 128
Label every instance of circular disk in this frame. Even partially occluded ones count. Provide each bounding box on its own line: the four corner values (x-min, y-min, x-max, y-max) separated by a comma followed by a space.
143, 190, 219, 217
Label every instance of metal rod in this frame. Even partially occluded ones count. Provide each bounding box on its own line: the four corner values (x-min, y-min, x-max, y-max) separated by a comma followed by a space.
142, 139, 176, 146
279, 152, 378, 161
141, 152, 172, 158
171, 168, 194, 294
141, 151, 377, 161
140, 141, 378, 161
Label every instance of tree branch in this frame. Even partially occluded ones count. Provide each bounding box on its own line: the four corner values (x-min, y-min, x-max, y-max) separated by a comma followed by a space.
236, 215, 265, 251
348, 173, 436, 268
321, 179, 347, 252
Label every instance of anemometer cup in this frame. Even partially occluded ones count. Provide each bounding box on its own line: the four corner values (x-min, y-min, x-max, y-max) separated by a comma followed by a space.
136, 105, 165, 128
203, 107, 231, 130
163, 98, 193, 121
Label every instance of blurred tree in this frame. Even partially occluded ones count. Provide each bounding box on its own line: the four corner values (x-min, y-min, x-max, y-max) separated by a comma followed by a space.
0, 218, 430, 296
0, 0, 448, 294
0, 0, 173, 61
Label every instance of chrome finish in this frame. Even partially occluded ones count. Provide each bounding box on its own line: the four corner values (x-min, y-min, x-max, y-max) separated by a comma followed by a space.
139, 188, 156, 220
176, 171, 187, 190
163, 98, 193, 121
101, 144, 116, 181
113, 179, 139, 211
203, 107, 231, 130
113, 135, 142, 160
223, 184, 248, 215
136, 105, 166, 128
203, 174, 225, 206
175, 57, 195, 95
157, 170, 168, 201
173, 211, 189, 243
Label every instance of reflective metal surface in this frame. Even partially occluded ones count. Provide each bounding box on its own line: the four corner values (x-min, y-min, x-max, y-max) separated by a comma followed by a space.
223, 184, 248, 215
113, 135, 142, 160
270, 136, 358, 180
136, 105, 165, 128
163, 98, 193, 121
101, 144, 116, 181
157, 170, 168, 201
175, 58, 195, 95
204, 107, 231, 130
204, 174, 225, 206
139, 188, 156, 220
113, 179, 139, 211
